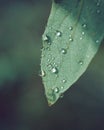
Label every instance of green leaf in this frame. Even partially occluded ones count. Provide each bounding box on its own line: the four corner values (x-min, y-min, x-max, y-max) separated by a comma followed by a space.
41, 0, 104, 105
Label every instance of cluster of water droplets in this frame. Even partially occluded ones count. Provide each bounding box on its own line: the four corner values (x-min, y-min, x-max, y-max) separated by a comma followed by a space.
96, 0, 101, 14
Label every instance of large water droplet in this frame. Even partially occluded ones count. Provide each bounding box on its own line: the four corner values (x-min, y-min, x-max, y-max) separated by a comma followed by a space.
61, 48, 67, 54
51, 67, 58, 74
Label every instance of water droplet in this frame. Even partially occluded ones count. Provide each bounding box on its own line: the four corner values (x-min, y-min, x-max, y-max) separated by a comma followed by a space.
60, 86, 64, 89
69, 26, 73, 31
61, 48, 67, 54
69, 36, 73, 42
80, 37, 83, 40
42, 70, 46, 77
42, 35, 51, 45
43, 35, 49, 41
86, 55, 90, 58
96, 39, 99, 44
51, 67, 58, 74
96, 9, 101, 14
56, 31, 62, 37
53, 63, 58, 67
59, 93, 64, 98
78, 60, 83, 65
82, 31, 85, 35
39, 70, 46, 77
82, 23, 87, 28
62, 79, 67, 83
96, 0, 101, 6
47, 64, 52, 70
54, 87, 59, 93
41, 54, 45, 57
47, 59, 50, 62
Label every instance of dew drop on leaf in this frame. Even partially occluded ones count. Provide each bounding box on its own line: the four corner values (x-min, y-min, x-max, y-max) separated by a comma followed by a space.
61, 48, 67, 54
42, 35, 51, 45
54, 87, 59, 93
56, 31, 62, 37
39, 70, 46, 77
69, 36, 73, 42
82, 31, 85, 35
60, 86, 64, 89
82, 23, 87, 28
51, 67, 58, 74
78, 60, 83, 65
96, 9, 101, 14
96, 0, 101, 6
47, 64, 52, 70
69, 26, 73, 31
41, 70, 46, 77
62, 79, 67, 83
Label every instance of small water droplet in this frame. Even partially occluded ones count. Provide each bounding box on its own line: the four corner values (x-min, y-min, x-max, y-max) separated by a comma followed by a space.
69, 26, 73, 31
51, 67, 58, 74
96, 39, 99, 44
96, 0, 101, 6
56, 31, 62, 37
82, 23, 87, 28
62, 79, 67, 83
41, 54, 45, 57
61, 48, 67, 54
80, 37, 83, 40
69, 37, 73, 42
86, 55, 90, 58
82, 31, 85, 35
59, 93, 64, 98
79, 60, 83, 65
53, 63, 58, 67
54, 87, 59, 93
96, 9, 101, 14
60, 86, 64, 89
47, 64, 52, 70
47, 59, 50, 62
39, 70, 46, 77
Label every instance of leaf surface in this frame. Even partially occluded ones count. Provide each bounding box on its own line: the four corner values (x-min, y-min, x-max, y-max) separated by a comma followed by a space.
41, 0, 104, 105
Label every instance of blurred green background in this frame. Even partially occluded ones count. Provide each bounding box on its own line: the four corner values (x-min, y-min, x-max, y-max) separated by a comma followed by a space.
0, 0, 104, 130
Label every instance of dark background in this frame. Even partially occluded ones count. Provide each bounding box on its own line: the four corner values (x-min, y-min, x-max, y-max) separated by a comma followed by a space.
0, 0, 104, 130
